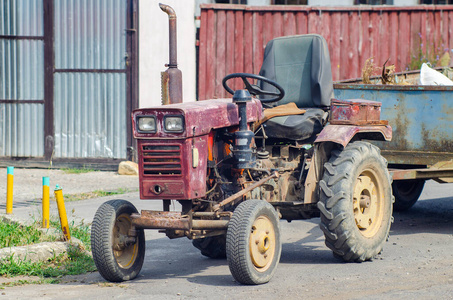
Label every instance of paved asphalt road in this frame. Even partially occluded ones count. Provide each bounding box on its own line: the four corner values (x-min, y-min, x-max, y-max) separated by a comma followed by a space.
1, 180, 452, 300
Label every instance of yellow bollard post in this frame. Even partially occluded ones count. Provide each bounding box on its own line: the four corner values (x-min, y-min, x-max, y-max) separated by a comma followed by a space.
6, 166, 14, 214
42, 177, 50, 228
54, 184, 71, 241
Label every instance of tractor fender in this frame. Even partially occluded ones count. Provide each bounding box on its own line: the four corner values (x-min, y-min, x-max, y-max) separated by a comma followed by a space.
314, 124, 392, 148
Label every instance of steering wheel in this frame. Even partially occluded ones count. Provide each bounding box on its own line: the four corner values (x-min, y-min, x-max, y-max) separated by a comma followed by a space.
222, 73, 285, 103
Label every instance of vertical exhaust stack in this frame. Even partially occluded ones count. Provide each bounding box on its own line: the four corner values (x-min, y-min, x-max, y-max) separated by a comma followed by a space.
160, 3, 183, 105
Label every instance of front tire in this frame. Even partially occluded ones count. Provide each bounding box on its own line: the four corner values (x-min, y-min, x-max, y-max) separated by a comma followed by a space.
226, 200, 281, 285
318, 142, 393, 262
91, 200, 145, 282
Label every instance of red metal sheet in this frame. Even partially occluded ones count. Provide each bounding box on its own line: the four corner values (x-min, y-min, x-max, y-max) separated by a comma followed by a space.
263, 11, 274, 44
380, 12, 390, 72
198, 5, 453, 100
339, 12, 349, 80
389, 11, 399, 69
234, 10, 244, 91
199, 9, 207, 100
215, 10, 226, 99
273, 12, 284, 38
253, 12, 263, 75
296, 11, 308, 35
349, 12, 359, 79
243, 11, 253, 75
205, 9, 216, 100
308, 10, 318, 34
330, 12, 341, 81
398, 12, 410, 72
442, 10, 449, 53
449, 12, 453, 52
370, 12, 379, 67
226, 10, 235, 87
434, 11, 441, 54
284, 12, 296, 36
410, 11, 421, 64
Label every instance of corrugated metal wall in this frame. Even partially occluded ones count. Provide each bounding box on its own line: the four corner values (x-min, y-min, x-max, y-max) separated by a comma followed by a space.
198, 4, 453, 100
53, 0, 127, 158
0, 0, 45, 156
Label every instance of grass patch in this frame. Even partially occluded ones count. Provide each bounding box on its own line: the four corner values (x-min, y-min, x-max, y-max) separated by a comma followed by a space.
61, 167, 95, 174
0, 247, 96, 279
0, 218, 96, 284
63, 188, 133, 202
0, 221, 56, 248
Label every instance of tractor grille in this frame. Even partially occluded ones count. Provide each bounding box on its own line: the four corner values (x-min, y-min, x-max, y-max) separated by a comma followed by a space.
141, 144, 182, 176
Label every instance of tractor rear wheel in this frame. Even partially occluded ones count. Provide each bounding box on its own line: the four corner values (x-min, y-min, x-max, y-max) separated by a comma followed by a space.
318, 142, 393, 262
91, 200, 145, 282
226, 200, 281, 285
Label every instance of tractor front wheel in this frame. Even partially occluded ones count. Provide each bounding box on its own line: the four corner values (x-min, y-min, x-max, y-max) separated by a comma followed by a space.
318, 142, 393, 262
226, 200, 281, 285
91, 200, 145, 282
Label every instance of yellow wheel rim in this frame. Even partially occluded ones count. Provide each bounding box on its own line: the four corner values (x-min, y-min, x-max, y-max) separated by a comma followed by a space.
113, 214, 138, 269
249, 216, 276, 272
353, 169, 384, 238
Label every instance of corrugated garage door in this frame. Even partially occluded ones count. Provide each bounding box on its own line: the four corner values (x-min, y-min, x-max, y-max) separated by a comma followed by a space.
0, 0, 45, 157
53, 0, 128, 159
0, 0, 137, 166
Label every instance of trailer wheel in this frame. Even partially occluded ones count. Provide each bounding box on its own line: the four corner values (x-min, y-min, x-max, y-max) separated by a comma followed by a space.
91, 200, 145, 282
392, 179, 425, 211
226, 200, 281, 285
318, 142, 393, 262
192, 235, 227, 259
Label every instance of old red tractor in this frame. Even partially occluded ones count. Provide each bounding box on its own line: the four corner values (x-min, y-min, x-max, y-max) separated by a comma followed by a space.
91, 6, 393, 286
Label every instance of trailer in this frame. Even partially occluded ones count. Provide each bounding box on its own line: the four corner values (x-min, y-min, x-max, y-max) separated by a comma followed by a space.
334, 82, 453, 211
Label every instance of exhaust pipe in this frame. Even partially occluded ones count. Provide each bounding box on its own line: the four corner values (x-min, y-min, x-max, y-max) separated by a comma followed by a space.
160, 3, 182, 104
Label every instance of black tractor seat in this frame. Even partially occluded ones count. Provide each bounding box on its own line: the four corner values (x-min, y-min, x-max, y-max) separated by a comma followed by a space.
257, 34, 334, 142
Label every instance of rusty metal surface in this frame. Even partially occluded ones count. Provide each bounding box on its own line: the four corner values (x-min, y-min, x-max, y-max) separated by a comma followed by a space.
390, 168, 453, 181
131, 210, 229, 231
315, 124, 392, 148
330, 98, 385, 126
192, 220, 229, 230
132, 98, 263, 139
131, 211, 189, 230
160, 3, 182, 104
334, 84, 453, 166
138, 136, 208, 200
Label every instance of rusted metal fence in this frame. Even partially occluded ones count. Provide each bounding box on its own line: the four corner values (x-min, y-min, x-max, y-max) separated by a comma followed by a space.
198, 4, 453, 100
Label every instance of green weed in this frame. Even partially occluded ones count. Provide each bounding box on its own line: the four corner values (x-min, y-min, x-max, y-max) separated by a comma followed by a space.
0, 218, 95, 281
0, 221, 55, 248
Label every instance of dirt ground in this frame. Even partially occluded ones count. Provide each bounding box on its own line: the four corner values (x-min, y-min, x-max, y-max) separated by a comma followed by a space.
0, 167, 138, 209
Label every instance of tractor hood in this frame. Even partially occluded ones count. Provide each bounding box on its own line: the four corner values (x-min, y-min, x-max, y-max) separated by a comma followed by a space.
132, 98, 263, 139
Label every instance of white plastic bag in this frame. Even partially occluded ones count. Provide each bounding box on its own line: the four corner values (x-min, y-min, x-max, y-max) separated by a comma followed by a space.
419, 63, 453, 86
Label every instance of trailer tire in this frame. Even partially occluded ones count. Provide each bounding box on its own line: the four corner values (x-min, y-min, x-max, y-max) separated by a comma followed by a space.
192, 235, 227, 259
226, 200, 281, 285
318, 141, 393, 262
392, 179, 425, 211
91, 200, 145, 282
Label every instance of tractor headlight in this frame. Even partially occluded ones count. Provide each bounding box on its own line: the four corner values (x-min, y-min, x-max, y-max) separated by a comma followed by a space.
164, 116, 184, 132
137, 116, 156, 132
